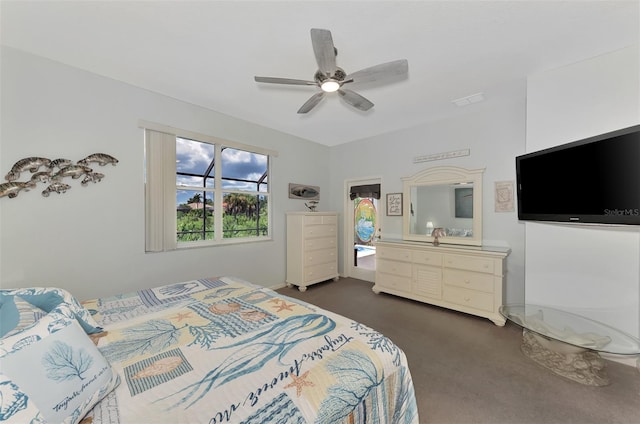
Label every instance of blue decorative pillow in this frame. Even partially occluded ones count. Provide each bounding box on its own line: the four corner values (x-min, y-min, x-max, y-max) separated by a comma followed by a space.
0, 295, 46, 337
0, 293, 21, 337
0, 304, 120, 423
0, 287, 102, 335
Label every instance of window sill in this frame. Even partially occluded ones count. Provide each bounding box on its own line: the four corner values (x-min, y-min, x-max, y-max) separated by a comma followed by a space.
176, 236, 273, 250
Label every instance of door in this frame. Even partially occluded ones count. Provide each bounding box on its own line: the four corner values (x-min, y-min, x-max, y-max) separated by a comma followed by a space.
345, 178, 381, 282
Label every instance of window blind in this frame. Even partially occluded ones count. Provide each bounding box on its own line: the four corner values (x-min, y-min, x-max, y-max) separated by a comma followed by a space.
145, 129, 177, 252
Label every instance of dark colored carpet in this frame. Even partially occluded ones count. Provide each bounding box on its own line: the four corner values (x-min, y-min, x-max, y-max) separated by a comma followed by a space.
277, 277, 640, 424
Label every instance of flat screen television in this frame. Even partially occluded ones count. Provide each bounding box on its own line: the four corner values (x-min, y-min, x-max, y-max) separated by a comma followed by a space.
516, 124, 640, 225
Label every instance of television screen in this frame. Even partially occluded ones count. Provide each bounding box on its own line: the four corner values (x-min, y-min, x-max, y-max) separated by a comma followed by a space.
516, 124, 640, 225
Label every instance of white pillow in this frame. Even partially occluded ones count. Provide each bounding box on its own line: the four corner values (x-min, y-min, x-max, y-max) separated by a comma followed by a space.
0, 304, 120, 423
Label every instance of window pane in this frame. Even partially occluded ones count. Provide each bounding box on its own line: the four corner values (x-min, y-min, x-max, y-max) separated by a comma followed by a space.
221, 148, 268, 192
259, 175, 268, 193
176, 138, 215, 188
354, 197, 378, 245
222, 193, 268, 238
177, 189, 214, 241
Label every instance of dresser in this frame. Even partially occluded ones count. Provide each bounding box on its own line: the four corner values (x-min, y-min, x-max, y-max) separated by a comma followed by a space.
374, 239, 510, 325
286, 212, 339, 292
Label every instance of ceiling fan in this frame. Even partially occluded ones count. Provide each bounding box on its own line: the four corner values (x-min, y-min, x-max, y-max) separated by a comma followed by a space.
254, 28, 409, 114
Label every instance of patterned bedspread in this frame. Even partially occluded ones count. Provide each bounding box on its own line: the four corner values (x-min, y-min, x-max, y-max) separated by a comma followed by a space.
82, 276, 419, 423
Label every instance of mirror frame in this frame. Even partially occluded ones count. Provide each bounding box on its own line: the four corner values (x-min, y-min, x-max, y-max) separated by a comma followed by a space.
402, 166, 484, 246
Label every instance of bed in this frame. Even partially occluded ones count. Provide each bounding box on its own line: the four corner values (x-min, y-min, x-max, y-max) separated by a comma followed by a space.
1, 276, 419, 423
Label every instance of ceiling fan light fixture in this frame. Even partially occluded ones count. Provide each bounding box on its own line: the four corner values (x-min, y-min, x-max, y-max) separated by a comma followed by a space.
254, 28, 408, 113
321, 80, 340, 93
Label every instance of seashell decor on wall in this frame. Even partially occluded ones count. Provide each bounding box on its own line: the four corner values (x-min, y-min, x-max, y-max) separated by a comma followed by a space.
0, 153, 118, 199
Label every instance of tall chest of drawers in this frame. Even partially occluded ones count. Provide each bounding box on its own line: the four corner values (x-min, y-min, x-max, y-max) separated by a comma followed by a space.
286, 212, 339, 292
374, 239, 510, 325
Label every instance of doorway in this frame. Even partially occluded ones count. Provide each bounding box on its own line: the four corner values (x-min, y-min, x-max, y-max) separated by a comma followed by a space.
345, 178, 381, 282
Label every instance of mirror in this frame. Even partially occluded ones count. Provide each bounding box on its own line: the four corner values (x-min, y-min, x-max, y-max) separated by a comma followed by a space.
402, 166, 484, 246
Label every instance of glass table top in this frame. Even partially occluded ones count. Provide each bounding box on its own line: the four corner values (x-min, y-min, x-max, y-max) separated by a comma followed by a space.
500, 304, 640, 355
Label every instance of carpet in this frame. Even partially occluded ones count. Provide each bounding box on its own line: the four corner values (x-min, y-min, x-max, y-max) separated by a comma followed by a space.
278, 277, 640, 424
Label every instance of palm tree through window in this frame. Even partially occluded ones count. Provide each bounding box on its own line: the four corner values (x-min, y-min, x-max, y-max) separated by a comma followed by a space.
176, 138, 269, 243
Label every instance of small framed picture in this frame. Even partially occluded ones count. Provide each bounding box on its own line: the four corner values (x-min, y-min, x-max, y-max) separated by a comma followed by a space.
386, 193, 403, 216
495, 180, 515, 212
288, 183, 320, 200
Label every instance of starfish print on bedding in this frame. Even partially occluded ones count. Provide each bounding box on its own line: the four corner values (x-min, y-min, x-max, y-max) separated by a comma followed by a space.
272, 300, 295, 312
284, 370, 315, 396
171, 311, 193, 321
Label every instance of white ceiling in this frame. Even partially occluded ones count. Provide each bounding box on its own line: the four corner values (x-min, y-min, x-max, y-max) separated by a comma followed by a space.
1, 1, 639, 146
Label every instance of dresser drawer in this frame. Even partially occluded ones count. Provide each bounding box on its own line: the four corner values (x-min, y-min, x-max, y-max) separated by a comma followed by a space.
304, 215, 337, 225
304, 248, 336, 266
413, 265, 442, 299
376, 273, 412, 292
303, 224, 336, 238
376, 247, 412, 262
305, 262, 337, 282
304, 237, 336, 250
377, 258, 412, 277
444, 255, 494, 274
413, 251, 442, 266
443, 286, 494, 312
443, 269, 494, 293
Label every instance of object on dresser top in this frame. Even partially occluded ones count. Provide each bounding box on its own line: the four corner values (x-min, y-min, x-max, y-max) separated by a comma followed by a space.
305, 200, 319, 211
431, 227, 446, 246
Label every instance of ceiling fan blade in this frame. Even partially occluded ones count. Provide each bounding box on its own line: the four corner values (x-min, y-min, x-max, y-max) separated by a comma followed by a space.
345, 59, 409, 84
255, 76, 316, 86
297, 92, 325, 114
338, 89, 374, 111
310, 28, 337, 76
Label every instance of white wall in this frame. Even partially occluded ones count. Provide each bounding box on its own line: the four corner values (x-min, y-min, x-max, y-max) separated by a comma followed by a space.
328, 94, 527, 304
525, 46, 640, 343
9, 41, 635, 336
0, 47, 330, 300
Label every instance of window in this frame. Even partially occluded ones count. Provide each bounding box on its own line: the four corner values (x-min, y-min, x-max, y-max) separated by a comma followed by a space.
143, 122, 276, 252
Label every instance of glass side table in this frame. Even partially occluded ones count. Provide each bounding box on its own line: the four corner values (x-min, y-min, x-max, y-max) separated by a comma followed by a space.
500, 304, 640, 386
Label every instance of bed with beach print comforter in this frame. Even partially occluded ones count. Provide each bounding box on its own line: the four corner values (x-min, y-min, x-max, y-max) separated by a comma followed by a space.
81, 276, 419, 423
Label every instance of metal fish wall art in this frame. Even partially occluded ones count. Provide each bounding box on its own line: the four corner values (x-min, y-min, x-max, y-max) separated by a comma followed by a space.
0, 181, 36, 198
42, 182, 72, 197
78, 153, 119, 167
1, 153, 118, 199
49, 158, 73, 170
4, 157, 51, 181
30, 171, 52, 184
52, 165, 93, 181
81, 172, 104, 186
